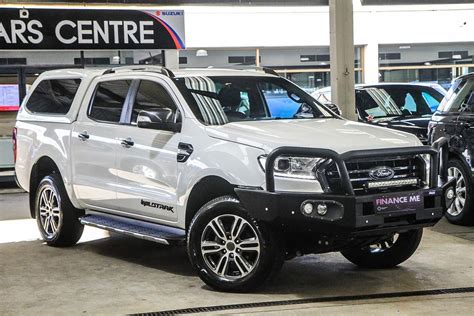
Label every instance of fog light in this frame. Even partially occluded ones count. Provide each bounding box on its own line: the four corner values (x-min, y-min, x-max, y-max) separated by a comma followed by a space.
446, 188, 455, 200
302, 202, 314, 215
317, 204, 328, 216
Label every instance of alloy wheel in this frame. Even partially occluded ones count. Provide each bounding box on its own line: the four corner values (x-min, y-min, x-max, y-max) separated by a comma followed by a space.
447, 166, 467, 217
38, 185, 62, 238
200, 214, 260, 280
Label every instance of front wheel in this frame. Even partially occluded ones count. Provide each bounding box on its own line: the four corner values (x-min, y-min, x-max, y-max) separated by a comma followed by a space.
341, 229, 423, 269
187, 196, 284, 292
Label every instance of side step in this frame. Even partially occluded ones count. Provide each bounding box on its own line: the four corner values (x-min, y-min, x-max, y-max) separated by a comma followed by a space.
79, 214, 186, 245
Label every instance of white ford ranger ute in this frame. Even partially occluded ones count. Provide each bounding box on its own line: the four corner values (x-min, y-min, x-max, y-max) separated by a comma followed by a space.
14, 66, 455, 292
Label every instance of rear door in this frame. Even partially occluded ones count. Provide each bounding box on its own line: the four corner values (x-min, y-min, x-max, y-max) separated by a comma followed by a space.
114, 77, 181, 222
71, 79, 132, 210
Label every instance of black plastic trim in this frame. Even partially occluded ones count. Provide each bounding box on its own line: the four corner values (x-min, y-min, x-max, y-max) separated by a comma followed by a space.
177, 143, 194, 163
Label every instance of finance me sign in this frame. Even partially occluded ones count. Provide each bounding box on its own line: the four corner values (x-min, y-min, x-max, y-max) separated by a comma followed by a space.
0, 8, 185, 50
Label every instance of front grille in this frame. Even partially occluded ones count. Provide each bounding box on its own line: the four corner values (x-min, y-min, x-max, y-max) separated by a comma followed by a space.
325, 156, 426, 195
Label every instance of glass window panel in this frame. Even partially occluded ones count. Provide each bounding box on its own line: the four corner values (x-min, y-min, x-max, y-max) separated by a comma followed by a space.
25, 79, 81, 114
89, 80, 131, 123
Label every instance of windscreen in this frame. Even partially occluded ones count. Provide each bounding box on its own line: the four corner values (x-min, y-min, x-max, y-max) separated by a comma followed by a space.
436, 79, 473, 113
174, 76, 333, 125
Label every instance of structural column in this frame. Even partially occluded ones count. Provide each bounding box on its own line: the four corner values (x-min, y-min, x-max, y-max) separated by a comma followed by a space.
163, 50, 180, 69
363, 42, 380, 84
329, 0, 358, 121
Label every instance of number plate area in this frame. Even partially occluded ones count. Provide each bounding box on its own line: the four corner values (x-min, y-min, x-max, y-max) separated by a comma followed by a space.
374, 191, 424, 213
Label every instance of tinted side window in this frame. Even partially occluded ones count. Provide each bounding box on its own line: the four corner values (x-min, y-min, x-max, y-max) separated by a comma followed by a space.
422, 91, 441, 112
131, 80, 177, 124
89, 80, 132, 123
26, 79, 81, 114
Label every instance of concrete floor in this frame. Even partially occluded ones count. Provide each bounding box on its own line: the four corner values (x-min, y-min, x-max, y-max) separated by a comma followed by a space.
1, 186, 474, 315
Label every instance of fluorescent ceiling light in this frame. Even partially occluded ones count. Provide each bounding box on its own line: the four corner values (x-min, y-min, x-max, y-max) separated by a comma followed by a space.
399, 45, 411, 49
196, 49, 208, 57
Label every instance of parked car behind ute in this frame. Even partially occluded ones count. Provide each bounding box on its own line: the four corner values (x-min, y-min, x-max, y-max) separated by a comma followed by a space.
312, 83, 445, 144
429, 73, 474, 226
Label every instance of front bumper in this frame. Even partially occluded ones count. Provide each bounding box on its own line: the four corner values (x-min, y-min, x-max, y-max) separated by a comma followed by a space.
236, 138, 455, 237
236, 178, 455, 236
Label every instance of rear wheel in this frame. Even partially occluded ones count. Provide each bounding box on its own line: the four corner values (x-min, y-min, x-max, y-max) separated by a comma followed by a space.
35, 174, 84, 247
187, 196, 284, 292
446, 159, 474, 225
341, 229, 423, 269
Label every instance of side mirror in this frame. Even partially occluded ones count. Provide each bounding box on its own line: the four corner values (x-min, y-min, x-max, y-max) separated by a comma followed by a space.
137, 108, 181, 132
327, 103, 342, 116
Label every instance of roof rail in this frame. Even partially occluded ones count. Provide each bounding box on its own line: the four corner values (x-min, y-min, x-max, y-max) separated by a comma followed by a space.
103, 65, 175, 78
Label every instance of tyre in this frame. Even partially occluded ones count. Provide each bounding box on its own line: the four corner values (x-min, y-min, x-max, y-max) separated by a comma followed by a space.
187, 196, 284, 292
35, 174, 84, 247
341, 229, 423, 269
446, 159, 474, 226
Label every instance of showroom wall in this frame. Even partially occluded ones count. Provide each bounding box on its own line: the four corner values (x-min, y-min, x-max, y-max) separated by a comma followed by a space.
0, 2, 473, 92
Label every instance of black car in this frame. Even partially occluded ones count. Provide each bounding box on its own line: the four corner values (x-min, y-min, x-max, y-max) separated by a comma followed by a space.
428, 73, 474, 226
312, 83, 446, 144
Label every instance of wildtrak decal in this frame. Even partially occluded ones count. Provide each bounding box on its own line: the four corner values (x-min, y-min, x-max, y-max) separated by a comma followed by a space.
141, 199, 174, 213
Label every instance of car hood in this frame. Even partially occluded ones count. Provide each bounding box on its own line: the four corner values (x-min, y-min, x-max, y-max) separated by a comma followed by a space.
205, 118, 422, 154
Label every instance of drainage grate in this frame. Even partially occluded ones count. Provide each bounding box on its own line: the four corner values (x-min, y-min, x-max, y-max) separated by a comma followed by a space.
131, 287, 474, 316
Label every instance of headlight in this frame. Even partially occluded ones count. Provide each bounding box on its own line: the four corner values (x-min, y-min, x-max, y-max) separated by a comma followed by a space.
258, 155, 326, 180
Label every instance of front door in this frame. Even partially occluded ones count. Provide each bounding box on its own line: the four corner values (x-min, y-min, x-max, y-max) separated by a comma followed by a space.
115, 78, 181, 223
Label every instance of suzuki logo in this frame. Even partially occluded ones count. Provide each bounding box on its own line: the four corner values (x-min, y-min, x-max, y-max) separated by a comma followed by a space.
369, 166, 395, 180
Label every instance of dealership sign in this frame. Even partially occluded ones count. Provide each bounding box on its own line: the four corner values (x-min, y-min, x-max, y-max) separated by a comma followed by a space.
0, 8, 185, 50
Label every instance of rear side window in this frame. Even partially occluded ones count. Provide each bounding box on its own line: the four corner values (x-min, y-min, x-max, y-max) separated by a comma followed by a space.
422, 91, 441, 112
89, 80, 132, 123
26, 79, 81, 114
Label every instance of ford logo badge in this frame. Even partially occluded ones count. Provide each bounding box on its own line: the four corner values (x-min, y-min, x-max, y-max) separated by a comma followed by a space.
369, 166, 395, 180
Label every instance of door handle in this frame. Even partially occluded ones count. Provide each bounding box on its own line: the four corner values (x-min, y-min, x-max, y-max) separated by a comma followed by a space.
120, 137, 134, 148
78, 131, 89, 141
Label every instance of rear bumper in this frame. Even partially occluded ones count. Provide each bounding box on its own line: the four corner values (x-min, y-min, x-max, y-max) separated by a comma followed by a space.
0, 168, 15, 183
236, 178, 455, 237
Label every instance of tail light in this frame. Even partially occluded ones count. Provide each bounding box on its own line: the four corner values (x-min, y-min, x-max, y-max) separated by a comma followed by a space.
12, 127, 17, 163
